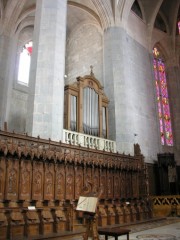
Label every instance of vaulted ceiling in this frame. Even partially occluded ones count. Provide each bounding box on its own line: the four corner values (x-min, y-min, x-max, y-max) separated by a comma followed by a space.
0, 0, 180, 39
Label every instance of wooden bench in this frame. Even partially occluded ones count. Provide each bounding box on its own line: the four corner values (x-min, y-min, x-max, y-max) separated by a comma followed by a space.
98, 227, 131, 240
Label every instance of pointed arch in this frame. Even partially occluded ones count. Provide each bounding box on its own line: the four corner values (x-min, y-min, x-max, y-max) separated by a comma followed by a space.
91, 0, 114, 29
2, 0, 27, 35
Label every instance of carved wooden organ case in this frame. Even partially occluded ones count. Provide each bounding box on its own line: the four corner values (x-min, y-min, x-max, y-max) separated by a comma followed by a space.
64, 73, 109, 138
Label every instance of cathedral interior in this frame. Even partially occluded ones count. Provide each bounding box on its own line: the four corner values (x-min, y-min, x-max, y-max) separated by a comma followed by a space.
0, 0, 180, 239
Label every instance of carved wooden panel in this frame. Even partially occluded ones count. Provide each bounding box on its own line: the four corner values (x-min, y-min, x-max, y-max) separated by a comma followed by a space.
55, 164, 65, 200
132, 171, 138, 198
120, 171, 126, 198
126, 171, 132, 198
84, 167, 92, 192
0, 157, 6, 200
100, 169, 107, 199
32, 161, 44, 200
66, 166, 74, 200
44, 163, 54, 200
114, 172, 120, 199
75, 166, 83, 199
6, 159, 19, 201
107, 170, 113, 198
19, 160, 32, 200
92, 168, 99, 194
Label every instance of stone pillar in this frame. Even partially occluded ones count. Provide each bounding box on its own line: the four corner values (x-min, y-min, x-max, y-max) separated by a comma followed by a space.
0, 34, 11, 130
103, 27, 159, 159
26, 0, 67, 141
166, 62, 180, 165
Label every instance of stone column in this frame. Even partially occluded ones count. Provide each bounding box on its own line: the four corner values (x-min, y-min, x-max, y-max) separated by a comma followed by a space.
166, 61, 180, 165
103, 27, 159, 160
0, 34, 11, 130
26, 0, 67, 141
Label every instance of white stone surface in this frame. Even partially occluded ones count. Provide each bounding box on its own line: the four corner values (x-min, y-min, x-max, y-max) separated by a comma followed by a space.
26, 0, 67, 141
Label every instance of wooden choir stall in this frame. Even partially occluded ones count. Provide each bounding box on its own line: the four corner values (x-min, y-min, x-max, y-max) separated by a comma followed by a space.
0, 130, 152, 239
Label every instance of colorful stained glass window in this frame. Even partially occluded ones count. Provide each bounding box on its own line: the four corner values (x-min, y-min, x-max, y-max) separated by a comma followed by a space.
178, 21, 180, 34
153, 47, 173, 146
18, 41, 33, 85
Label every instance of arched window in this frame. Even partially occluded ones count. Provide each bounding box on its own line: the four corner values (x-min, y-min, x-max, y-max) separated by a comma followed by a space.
17, 41, 33, 85
153, 47, 173, 146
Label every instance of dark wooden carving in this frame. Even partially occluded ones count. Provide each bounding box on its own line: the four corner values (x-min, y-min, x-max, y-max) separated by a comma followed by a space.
114, 173, 120, 199
26, 210, 40, 237
75, 166, 83, 199
54, 208, 67, 232
41, 210, 54, 235
32, 161, 44, 201
107, 170, 113, 199
19, 160, 32, 200
10, 211, 25, 239
44, 163, 54, 200
55, 164, 65, 200
92, 168, 99, 194
6, 158, 19, 201
0, 157, 5, 201
98, 205, 107, 226
114, 204, 125, 224
0, 130, 150, 239
66, 166, 74, 200
107, 204, 115, 225
100, 170, 106, 199
0, 211, 7, 240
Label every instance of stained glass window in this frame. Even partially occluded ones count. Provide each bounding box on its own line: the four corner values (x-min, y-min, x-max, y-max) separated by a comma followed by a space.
178, 20, 180, 34
18, 41, 33, 85
153, 47, 173, 146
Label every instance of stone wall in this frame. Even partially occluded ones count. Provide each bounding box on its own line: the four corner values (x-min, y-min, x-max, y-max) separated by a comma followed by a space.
65, 23, 103, 85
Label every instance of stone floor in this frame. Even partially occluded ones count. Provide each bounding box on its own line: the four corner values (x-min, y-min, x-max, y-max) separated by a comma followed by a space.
101, 218, 180, 240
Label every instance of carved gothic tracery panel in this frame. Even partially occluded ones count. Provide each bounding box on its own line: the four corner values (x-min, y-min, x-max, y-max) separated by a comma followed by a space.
19, 160, 32, 200
6, 159, 19, 200
32, 162, 44, 200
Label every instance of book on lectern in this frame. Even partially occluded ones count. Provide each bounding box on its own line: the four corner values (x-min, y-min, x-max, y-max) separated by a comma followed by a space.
76, 196, 98, 213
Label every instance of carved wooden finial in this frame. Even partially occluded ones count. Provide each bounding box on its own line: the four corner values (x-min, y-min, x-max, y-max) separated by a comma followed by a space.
90, 65, 94, 76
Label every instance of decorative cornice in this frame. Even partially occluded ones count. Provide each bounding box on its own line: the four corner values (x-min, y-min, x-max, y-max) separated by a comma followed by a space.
0, 131, 143, 171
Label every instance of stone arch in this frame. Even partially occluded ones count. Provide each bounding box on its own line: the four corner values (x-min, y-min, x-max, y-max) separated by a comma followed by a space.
2, 0, 27, 35
154, 11, 170, 34
91, 0, 114, 30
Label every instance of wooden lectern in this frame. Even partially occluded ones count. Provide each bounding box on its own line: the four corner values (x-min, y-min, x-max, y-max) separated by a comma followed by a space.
76, 181, 102, 240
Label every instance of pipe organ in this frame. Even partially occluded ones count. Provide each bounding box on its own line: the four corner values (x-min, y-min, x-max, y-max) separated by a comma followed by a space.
64, 72, 109, 138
